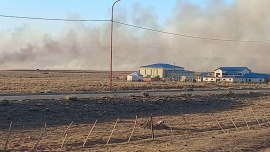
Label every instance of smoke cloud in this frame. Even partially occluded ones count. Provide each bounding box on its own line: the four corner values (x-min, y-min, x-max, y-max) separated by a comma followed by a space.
1, 0, 270, 73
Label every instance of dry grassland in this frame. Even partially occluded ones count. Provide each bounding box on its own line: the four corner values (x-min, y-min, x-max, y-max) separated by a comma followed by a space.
1, 70, 270, 151
0, 70, 269, 94
1, 92, 270, 151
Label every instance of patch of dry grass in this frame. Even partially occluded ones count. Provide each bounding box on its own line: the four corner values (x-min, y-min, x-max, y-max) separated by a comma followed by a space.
1, 92, 270, 151
0, 70, 269, 94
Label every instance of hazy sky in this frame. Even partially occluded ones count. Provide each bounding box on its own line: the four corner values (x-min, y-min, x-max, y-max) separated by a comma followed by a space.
0, 0, 234, 31
1, 0, 270, 73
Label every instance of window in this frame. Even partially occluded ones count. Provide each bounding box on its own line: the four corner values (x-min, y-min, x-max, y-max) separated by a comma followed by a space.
249, 79, 251, 82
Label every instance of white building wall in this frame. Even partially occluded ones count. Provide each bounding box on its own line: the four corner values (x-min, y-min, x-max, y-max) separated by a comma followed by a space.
214, 69, 223, 78
139, 68, 164, 78
203, 77, 216, 82
127, 75, 143, 81
220, 77, 234, 82
127, 75, 132, 81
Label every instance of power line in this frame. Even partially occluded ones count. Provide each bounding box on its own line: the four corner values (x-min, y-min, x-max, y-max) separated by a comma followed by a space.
113, 21, 270, 43
1, 14, 270, 43
0, 14, 110, 22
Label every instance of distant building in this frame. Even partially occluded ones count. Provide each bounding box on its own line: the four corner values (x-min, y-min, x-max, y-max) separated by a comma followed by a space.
214, 67, 250, 79
138, 63, 194, 80
127, 72, 143, 81
200, 66, 269, 83
197, 72, 216, 82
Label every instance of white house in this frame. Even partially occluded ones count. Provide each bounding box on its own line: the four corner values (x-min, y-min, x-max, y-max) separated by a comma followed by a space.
214, 67, 251, 79
127, 72, 143, 81
197, 72, 217, 82
200, 67, 269, 83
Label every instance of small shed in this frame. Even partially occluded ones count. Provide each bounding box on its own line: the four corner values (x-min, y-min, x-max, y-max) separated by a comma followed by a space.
127, 72, 143, 81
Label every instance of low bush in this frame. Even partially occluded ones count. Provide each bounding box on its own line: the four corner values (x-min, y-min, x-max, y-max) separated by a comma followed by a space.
0, 98, 10, 106
65, 95, 78, 101
141, 91, 150, 97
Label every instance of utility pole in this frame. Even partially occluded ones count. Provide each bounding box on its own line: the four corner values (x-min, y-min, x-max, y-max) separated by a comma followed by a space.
109, 0, 122, 91
173, 62, 175, 82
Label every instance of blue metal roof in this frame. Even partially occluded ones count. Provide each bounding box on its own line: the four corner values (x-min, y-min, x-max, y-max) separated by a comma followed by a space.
238, 73, 270, 79
140, 63, 183, 69
199, 72, 214, 77
217, 67, 250, 72
199, 72, 208, 77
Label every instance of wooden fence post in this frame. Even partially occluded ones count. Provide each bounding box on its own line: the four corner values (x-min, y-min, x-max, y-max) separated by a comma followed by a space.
250, 108, 261, 127
32, 122, 47, 151
262, 108, 270, 125
61, 121, 73, 148
128, 115, 137, 142
212, 113, 225, 133
4, 121, 12, 152
181, 114, 190, 131
240, 110, 250, 130
83, 120, 97, 147
150, 115, 155, 140
106, 118, 119, 145
227, 113, 239, 131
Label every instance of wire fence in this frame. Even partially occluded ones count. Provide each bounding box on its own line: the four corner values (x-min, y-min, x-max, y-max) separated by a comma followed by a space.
1, 106, 270, 151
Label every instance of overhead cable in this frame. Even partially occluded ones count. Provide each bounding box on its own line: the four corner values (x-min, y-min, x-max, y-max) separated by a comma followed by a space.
0, 14, 110, 22
1, 14, 270, 43
113, 21, 270, 43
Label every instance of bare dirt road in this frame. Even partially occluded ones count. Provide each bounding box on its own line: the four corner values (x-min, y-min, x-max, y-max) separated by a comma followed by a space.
1, 88, 270, 100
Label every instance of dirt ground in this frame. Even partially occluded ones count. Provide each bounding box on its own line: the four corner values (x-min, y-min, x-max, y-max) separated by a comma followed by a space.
1, 92, 270, 151
0, 70, 269, 94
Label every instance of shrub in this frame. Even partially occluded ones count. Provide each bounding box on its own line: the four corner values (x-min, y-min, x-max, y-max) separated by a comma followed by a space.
128, 93, 135, 97
178, 92, 192, 97
44, 90, 54, 93
0, 98, 10, 106
149, 75, 161, 81
224, 88, 233, 95
141, 91, 150, 97
65, 95, 78, 101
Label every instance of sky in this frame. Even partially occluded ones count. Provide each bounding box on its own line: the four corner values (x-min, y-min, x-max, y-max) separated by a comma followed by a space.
0, 0, 233, 31
1, 0, 270, 73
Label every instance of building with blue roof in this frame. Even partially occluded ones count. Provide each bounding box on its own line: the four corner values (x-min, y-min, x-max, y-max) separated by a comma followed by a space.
201, 66, 269, 83
140, 63, 184, 69
214, 67, 251, 78
138, 63, 194, 80
234, 73, 270, 83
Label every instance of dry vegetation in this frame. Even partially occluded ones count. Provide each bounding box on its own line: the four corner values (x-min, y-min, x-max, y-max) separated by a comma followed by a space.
0, 70, 269, 94
1, 92, 270, 151
1, 70, 270, 151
